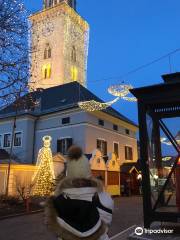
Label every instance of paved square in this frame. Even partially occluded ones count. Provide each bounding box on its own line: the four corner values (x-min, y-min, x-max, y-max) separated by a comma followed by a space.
0, 196, 143, 240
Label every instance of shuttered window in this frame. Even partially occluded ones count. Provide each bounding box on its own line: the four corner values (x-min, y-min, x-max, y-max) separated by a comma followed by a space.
57, 138, 73, 155
125, 146, 133, 160
113, 142, 119, 158
4, 134, 11, 148
97, 139, 107, 156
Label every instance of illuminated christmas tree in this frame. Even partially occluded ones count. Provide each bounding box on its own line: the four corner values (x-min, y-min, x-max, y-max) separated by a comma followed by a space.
32, 136, 55, 196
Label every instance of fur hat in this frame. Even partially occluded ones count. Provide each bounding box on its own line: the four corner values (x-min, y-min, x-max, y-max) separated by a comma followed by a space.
66, 145, 91, 179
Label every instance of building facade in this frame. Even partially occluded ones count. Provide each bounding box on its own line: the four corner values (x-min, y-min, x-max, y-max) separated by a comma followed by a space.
0, 1, 139, 196
0, 82, 138, 165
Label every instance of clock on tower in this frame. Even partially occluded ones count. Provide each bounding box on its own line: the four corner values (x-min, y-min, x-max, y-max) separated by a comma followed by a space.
29, 0, 89, 90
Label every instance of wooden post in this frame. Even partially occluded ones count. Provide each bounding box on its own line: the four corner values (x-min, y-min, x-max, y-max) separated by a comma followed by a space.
138, 102, 152, 228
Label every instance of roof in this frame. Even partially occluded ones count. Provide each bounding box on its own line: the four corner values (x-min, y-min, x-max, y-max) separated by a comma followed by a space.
0, 82, 137, 127
120, 160, 141, 173
130, 79, 180, 103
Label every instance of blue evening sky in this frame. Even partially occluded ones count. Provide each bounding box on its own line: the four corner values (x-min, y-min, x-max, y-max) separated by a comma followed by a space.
24, 0, 180, 128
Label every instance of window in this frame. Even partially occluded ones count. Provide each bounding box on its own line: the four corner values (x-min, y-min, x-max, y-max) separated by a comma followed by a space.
42, 64, 51, 79
4, 134, 11, 148
113, 124, 118, 131
44, 68, 48, 79
97, 139, 107, 156
98, 119, 104, 126
0, 135, 2, 148
14, 132, 22, 147
71, 46, 77, 62
125, 129, 130, 135
62, 117, 70, 125
57, 138, 73, 155
125, 146, 133, 160
71, 66, 78, 81
48, 0, 52, 7
44, 44, 51, 59
113, 142, 119, 158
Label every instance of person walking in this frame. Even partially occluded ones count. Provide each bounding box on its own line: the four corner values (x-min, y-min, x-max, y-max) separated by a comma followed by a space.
45, 145, 114, 240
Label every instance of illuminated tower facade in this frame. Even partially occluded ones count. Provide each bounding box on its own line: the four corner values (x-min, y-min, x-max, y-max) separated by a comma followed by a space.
29, 0, 89, 90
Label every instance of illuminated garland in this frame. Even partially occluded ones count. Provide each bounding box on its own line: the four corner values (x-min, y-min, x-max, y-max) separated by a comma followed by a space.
63, 12, 89, 86
32, 136, 55, 196
161, 137, 180, 146
108, 84, 132, 97
78, 97, 120, 112
122, 96, 137, 102
108, 84, 137, 102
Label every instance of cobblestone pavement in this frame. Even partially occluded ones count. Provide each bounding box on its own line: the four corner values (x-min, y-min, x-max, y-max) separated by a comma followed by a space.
0, 196, 143, 240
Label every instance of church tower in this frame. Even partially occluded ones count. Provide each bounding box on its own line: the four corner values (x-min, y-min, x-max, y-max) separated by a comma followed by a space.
29, 0, 89, 90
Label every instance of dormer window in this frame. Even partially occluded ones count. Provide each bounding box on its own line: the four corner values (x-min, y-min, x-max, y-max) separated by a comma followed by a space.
44, 44, 51, 59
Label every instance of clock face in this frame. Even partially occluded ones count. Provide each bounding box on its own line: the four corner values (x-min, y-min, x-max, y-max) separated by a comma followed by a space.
42, 22, 54, 37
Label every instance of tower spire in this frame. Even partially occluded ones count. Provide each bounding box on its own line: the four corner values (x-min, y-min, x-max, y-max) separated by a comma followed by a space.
43, 0, 77, 11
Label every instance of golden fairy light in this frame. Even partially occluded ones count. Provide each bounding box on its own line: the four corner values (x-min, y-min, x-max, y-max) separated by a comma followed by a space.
32, 136, 55, 196
108, 84, 137, 102
78, 97, 120, 112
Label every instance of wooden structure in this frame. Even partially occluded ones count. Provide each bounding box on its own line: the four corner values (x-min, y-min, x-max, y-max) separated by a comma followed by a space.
90, 149, 120, 196
131, 72, 180, 228
120, 163, 140, 196
90, 149, 107, 186
106, 153, 120, 195
0, 163, 37, 195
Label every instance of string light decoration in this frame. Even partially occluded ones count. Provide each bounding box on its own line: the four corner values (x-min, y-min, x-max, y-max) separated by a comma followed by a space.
78, 97, 120, 112
108, 84, 137, 102
63, 6, 89, 87
32, 136, 55, 196
108, 84, 132, 97
29, 2, 89, 89
161, 137, 180, 146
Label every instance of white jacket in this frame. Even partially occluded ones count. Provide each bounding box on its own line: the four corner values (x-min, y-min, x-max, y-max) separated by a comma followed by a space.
46, 177, 114, 240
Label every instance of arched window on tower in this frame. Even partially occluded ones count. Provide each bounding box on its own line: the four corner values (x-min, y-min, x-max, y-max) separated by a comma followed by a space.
44, 68, 48, 79
71, 46, 76, 63
71, 66, 78, 81
42, 64, 51, 79
44, 44, 52, 59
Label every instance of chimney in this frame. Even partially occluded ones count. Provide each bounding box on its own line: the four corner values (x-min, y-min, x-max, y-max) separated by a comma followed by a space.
162, 72, 180, 84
